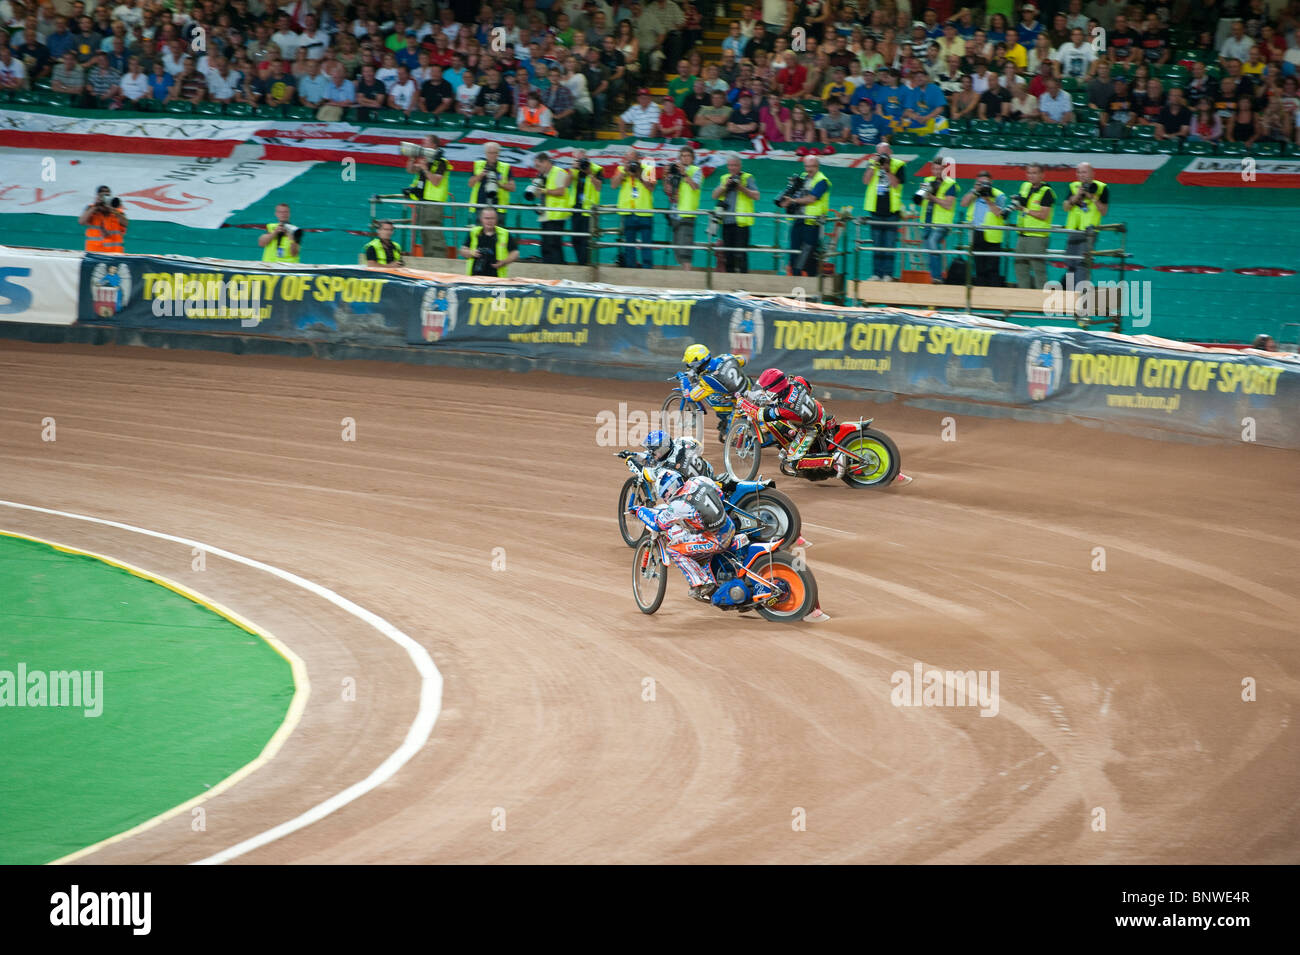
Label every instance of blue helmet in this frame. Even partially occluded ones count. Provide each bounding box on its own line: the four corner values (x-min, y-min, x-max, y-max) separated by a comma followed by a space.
654, 468, 684, 501
642, 429, 672, 462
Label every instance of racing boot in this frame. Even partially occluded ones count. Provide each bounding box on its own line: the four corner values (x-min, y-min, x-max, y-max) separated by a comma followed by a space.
782, 429, 815, 464
689, 582, 718, 602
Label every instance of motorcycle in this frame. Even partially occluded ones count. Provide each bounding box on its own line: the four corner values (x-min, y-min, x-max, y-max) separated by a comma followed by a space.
723, 391, 902, 488
615, 452, 801, 548
630, 515, 818, 622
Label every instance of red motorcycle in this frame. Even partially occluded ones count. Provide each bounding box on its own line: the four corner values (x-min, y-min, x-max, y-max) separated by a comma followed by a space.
722, 392, 902, 488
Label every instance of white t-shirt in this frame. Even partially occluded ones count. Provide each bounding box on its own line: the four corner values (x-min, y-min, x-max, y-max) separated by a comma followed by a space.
271, 30, 300, 60
298, 28, 330, 60
162, 47, 188, 75
120, 70, 150, 99
1219, 36, 1253, 63
620, 102, 661, 136
375, 65, 398, 89
389, 78, 416, 110
761, 0, 787, 27
1054, 42, 1096, 79
0, 57, 26, 85
113, 4, 144, 29
456, 82, 481, 113
206, 68, 241, 100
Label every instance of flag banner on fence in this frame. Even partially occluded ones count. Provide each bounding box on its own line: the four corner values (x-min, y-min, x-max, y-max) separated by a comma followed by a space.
1176, 157, 1300, 188
918, 150, 1170, 184
0, 150, 316, 229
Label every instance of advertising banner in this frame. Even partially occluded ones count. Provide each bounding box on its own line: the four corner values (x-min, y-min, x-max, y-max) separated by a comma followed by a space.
0, 245, 81, 325
78, 253, 418, 342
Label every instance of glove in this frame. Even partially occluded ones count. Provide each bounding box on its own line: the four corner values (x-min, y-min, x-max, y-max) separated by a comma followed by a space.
636, 506, 659, 529
762, 406, 781, 422
616, 449, 633, 459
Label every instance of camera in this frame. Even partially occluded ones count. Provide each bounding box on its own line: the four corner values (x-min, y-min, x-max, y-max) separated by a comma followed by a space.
577, 158, 592, 173
523, 176, 546, 202
1007, 194, 1027, 211
774, 172, 807, 208
1084, 181, 1098, 195
666, 162, 682, 190
400, 141, 445, 163
974, 182, 993, 198
96, 193, 123, 210
275, 223, 305, 243
725, 174, 741, 193
911, 181, 935, 204
627, 160, 642, 177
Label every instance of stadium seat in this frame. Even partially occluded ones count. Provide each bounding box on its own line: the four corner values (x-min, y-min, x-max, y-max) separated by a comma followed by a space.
497, 117, 519, 132
1284, 142, 1300, 157
468, 115, 497, 129
164, 101, 193, 114
193, 102, 224, 116
1070, 92, 1088, 108
1218, 142, 1248, 156
284, 105, 315, 120
224, 102, 252, 116
1130, 125, 1155, 140
1152, 139, 1182, 154
1250, 141, 1283, 157
892, 131, 921, 145
1066, 123, 1093, 139
135, 97, 161, 112
971, 119, 999, 134
1029, 123, 1063, 137
1060, 77, 1080, 93
1182, 140, 1216, 155
8, 90, 37, 105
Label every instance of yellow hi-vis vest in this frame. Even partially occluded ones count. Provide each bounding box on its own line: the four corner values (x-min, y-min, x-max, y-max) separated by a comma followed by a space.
466, 226, 511, 277
541, 166, 572, 222
364, 238, 402, 264
1017, 181, 1055, 237
568, 164, 601, 212
674, 163, 702, 219
616, 164, 654, 216
410, 162, 450, 202
863, 157, 906, 213
469, 159, 510, 209
262, 222, 300, 263
970, 187, 1008, 243
727, 172, 756, 227
798, 170, 831, 224
919, 176, 957, 225
1065, 179, 1106, 230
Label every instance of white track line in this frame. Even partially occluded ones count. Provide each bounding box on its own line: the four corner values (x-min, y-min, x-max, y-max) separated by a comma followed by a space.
0, 499, 443, 866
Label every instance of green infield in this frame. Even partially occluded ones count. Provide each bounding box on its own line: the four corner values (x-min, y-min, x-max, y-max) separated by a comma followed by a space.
0, 532, 298, 864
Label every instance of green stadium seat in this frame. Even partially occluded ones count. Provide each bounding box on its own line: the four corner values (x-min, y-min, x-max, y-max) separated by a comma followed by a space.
1131, 125, 1155, 140
8, 90, 38, 105
1250, 141, 1283, 157
891, 131, 921, 145
33, 78, 52, 91
1152, 139, 1182, 154
497, 117, 519, 132
1066, 122, 1093, 139
1070, 92, 1088, 108
1181, 139, 1216, 155
406, 113, 438, 128
1218, 142, 1248, 156
224, 102, 252, 116
468, 115, 498, 129
164, 100, 193, 114
1284, 142, 1300, 157
800, 99, 823, 114
193, 101, 225, 116
971, 119, 999, 134
284, 105, 315, 120
1060, 77, 1080, 93
1029, 123, 1064, 137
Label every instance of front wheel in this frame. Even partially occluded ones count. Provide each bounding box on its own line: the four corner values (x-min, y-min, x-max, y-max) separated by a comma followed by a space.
617, 476, 651, 547
751, 552, 818, 623
660, 393, 705, 441
723, 417, 762, 481
632, 538, 668, 614
734, 488, 801, 546
838, 428, 902, 488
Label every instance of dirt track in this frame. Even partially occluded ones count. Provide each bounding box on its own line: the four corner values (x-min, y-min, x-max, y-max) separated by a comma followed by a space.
1, 340, 1297, 864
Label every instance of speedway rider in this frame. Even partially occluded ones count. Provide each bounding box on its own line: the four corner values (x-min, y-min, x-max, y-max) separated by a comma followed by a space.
638, 475, 741, 601
753, 367, 839, 471
619, 430, 716, 484
681, 343, 753, 441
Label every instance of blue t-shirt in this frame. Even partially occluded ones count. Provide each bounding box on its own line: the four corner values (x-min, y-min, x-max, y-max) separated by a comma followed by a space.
1017, 22, 1045, 47
851, 113, 891, 146
147, 72, 174, 100
849, 83, 877, 106
900, 81, 946, 117
871, 86, 905, 126
396, 48, 421, 70
297, 73, 331, 104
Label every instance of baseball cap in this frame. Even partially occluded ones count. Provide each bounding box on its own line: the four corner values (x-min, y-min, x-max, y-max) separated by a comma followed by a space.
1022, 2, 1038, 11
637, 87, 650, 96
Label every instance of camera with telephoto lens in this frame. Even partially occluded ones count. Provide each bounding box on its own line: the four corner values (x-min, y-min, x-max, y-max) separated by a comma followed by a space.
774, 172, 807, 208
974, 182, 993, 198
666, 162, 683, 190
399, 141, 445, 163
523, 176, 546, 202
911, 180, 935, 204
627, 159, 642, 177
1007, 193, 1027, 212
96, 192, 123, 210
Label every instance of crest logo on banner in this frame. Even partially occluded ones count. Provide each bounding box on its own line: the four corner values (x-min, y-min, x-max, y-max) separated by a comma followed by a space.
89, 261, 132, 317
1025, 339, 1063, 401
421, 285, 454, 342
728, 307, 763, 361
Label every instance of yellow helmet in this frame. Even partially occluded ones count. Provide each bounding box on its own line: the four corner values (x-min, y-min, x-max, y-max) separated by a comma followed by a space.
682, 343, 710, 370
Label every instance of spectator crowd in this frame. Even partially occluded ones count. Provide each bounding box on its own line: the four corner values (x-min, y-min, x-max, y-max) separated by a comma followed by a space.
1, 1, 1298, 149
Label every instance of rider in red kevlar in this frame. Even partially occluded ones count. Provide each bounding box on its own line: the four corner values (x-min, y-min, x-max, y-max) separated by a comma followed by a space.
755, 367, 836, 466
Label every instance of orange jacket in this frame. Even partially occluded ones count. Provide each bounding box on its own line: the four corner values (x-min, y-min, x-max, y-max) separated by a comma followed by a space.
85, 209, 126, 253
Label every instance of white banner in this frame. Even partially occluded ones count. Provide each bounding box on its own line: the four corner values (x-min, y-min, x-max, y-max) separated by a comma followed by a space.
0, 150, 317, 229
0, 245, 82, 325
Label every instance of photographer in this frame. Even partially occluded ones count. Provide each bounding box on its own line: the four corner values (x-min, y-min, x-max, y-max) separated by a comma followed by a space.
531, 153, 573, 266
663, 146, 704, 270
79, 185, 128, 254
459, 207, 520, 278
710, 155, 760, 274
612, 148, 657, 269
258, 202, 301, 264
568, 149, 602, 267
1011, 162, 1056, 290
468, 141, 515, 220
861, 142, 907, 281
404, 135, 450, 258
363, 219, 403, 266
777, 155, 831, 278
958, 170, 1011, 287
1062, 161, 1109, 285
912, 165, 958, 283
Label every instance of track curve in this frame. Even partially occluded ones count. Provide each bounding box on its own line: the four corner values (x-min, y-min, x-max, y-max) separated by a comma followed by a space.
1, 341, 1296, 863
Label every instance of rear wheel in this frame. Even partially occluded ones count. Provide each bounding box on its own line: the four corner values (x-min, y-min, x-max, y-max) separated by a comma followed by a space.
617, 476, 650, 547
723, 417, 762, 481
838, 428, 902, 488
734, 488, 801, 546
660, 394, 705, 441
751, 553, 817, 622
632, 538, 668, 614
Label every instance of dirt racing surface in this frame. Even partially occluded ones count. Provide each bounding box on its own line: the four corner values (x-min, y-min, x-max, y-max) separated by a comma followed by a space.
1, 340, 1296, 864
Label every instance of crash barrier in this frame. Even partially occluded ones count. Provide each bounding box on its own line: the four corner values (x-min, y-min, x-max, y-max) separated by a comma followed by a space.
2, 245, 1296, 450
